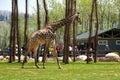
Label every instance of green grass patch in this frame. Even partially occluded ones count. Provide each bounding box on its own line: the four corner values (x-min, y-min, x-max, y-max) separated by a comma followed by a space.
0, 61, 120, 80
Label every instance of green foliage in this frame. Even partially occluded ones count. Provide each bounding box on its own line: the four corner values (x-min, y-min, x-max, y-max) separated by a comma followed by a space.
0, 22, 10, 49
76, 0, 92, 33
0, 61, 120, 80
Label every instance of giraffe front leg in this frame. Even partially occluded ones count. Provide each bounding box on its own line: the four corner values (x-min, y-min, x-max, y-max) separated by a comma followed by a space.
52, 40, 62, 69
34, 49, 40, 68
42, 46, 47, 69
42, 43, 49, 69
21, 56, 27, 68
54, 50, 62, 69
35, 58, 39, 68
21, 51, 29, 68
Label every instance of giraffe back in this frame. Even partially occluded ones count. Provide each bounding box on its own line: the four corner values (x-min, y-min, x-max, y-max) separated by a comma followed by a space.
28, 28, 56, 50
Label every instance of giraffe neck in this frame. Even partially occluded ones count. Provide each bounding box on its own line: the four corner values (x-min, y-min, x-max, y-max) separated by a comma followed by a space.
46, 13, 79, 32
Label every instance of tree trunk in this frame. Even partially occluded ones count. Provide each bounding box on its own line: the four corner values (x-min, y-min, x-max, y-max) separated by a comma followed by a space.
94, 0, 99, 63
37, 0, 41, 30
9, 0, 19, 62
87, 0, 98, 63
63, 0, 74, 64
37, 0, 41, 62
13, 0, 16, 62
63, 0, 69, 64
9, 0, 14, 63
15, 0, 21, 62
43, 0, 49, 25
73, 0, 76, 62
87, 0, 94, 64
24, 0, 28, 53
43, 0, 49, 62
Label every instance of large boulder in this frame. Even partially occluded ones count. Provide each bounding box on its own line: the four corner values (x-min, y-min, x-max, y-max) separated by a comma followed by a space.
76, 55, 87, 61
5, 56, 9, 60
105, 52, 119, 58
15, 56, 18, 60
103, 52, 120, 62
58, 57, 72, 62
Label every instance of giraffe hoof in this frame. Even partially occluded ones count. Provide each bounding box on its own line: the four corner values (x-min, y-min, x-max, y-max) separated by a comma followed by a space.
36, 66, 40, 68
35, 65, 40, 68
59, 66, 62, 69
21, 66, 24, 69
43, 66, 46, 69
36, 67, 39, 69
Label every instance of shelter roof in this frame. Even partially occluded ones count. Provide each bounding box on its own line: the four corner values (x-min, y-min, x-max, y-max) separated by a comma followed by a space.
76, 28, 120, 41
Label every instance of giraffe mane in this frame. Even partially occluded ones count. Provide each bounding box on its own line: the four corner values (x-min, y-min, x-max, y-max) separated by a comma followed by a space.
45, 13, 80, 32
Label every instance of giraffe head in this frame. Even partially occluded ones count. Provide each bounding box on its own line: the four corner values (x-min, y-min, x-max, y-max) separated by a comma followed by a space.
72, 13, 82, 24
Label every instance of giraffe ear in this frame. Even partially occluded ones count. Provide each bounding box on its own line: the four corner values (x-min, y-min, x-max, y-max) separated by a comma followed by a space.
74, 13, 79, 17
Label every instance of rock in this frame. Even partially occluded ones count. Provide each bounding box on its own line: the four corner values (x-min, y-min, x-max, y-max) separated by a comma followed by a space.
99, 52, 120, 62
39, 57, 42, 62
58, 57, 72, 62
5, 56, 9, 59
105, 52, 119, 58
15, 56, 18, 60
76, 55, 87, 61
0, 55, 4, 60
58, 57, 63, 61
85, 57, 94, 62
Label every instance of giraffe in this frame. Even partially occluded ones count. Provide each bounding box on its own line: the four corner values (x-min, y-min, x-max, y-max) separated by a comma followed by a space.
21, 13, 81, 69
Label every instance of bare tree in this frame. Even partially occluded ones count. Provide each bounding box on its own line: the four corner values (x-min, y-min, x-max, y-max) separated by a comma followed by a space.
87, 0, 98, 63
37, 0, 41, 30
63, 0, 74, 64
73, 0, 76, 62
42, 0, 49, 62
9, 0, 20, 62
87, 0, 94, 64
94, 0, 99, 63
15, 0, 21, 62
37, 0, 41, 62
9, 0, 14, 63
43, 0, 49, 25
24, 0, 28, 53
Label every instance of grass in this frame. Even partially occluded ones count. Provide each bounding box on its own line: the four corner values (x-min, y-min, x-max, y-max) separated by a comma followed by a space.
0, 61, 120, 80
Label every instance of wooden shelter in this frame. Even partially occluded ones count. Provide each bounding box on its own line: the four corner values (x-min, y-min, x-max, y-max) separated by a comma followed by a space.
76, 28, 120, 56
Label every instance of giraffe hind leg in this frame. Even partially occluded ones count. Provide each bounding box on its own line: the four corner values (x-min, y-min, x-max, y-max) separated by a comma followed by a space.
54, 50, 62, 69
42, 50, 46, 69
21, 51, 28, 68
42, 43, 49, 69
35, 53, 40, 68
35, 58, 39, 68
34, 47, 40, 68
21, 44, 31, 68
52, 40, 61, 69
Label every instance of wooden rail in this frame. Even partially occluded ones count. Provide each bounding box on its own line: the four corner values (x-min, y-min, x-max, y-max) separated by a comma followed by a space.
81, 50, 120, 53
